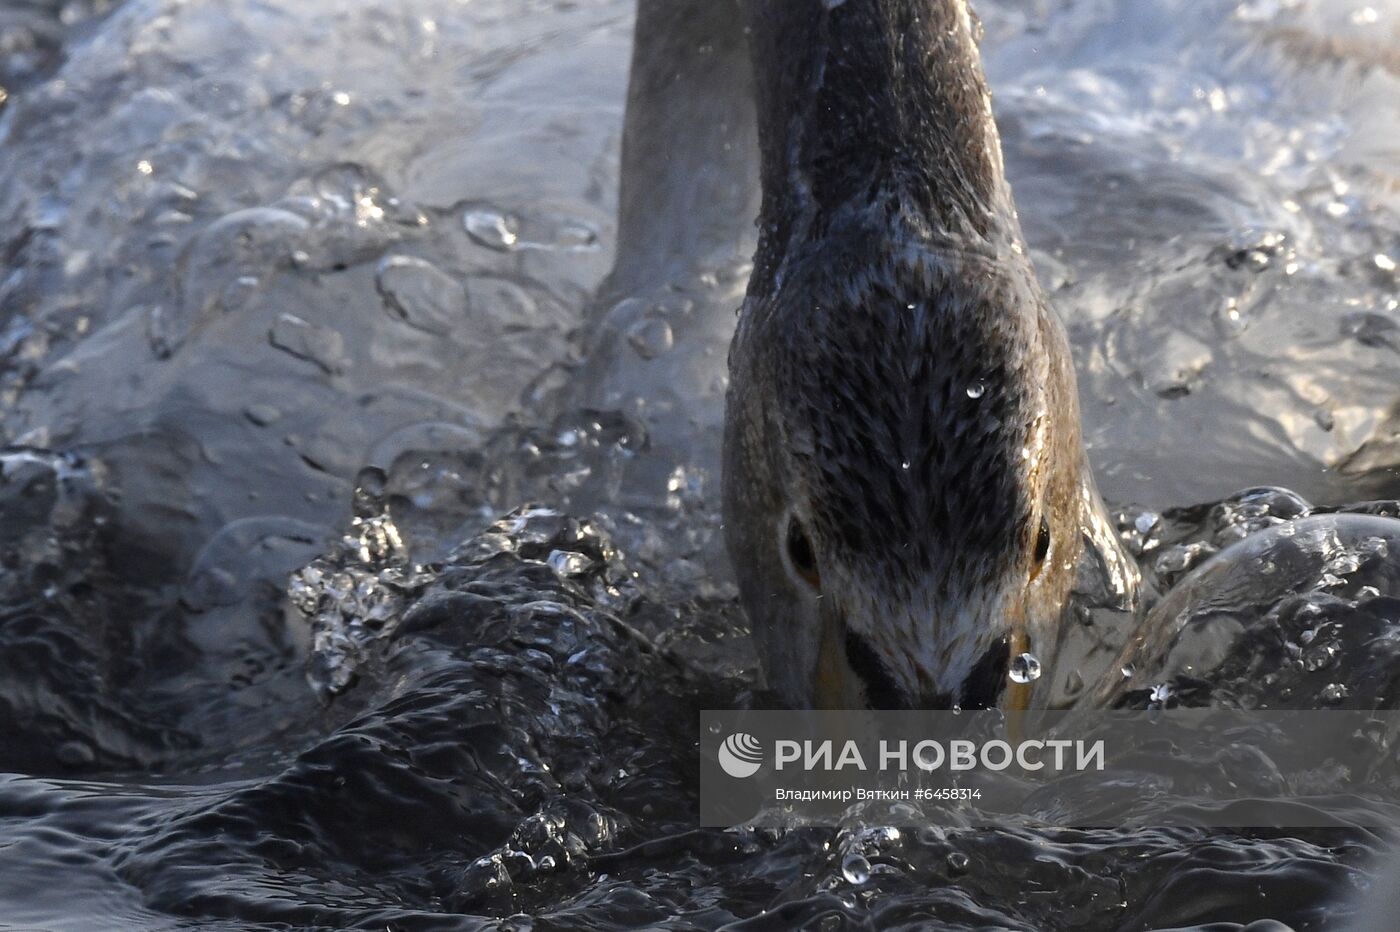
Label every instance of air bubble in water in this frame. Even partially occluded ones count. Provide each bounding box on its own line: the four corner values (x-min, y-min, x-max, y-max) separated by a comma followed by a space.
1320, 682, 1349, 705
967, 382, 986, 399
840, 853, 871, 884
268, 313, 346, 375
464, 208, 519, 251
1009, 652, 1041, 684
375, 255, 465, 336
625, 316, 674, 360
244, 404, 281, 427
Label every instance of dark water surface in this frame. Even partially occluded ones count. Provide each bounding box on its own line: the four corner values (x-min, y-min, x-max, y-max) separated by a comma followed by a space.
3, 0, 1400, 929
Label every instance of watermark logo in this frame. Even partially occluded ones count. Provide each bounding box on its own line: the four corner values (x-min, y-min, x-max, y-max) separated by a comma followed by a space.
703, 710, 1400, 828
718, 732, 764, 778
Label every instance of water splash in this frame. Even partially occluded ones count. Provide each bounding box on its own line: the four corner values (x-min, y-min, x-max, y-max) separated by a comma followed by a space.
287, 468, 433, 696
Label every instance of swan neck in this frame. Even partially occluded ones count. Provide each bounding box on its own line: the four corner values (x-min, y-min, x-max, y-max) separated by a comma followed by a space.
745, 0, 1015, 273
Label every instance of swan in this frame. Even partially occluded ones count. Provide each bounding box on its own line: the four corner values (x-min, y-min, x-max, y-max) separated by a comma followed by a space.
720, 0, 1136, 710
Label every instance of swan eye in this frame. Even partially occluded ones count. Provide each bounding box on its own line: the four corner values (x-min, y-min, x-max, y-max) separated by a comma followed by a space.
1033, 514, 1051, 565
785, 519, 821, 590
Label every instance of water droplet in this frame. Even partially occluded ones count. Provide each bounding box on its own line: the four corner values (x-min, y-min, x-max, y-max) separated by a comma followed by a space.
547, 549, 592, 577
867, 825, 900, 845
464, 208, 518, 251
966, 382, 986, 399
840, 853, 871, 885
945, 851, 970, 876
625, 316, 674, 360
1120, 663, 1136, 679
1009, 652, 1041, 684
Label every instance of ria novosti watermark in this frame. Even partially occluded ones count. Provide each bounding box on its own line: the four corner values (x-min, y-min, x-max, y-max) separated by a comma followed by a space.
720, 733, 1104, 778
700, 710, 1400, 828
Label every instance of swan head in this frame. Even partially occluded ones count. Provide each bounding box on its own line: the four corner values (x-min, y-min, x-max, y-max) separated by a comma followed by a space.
723, 237, 1102, 710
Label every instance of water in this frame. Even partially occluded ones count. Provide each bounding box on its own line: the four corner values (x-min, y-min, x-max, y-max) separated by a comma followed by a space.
2, 0, 1400, 928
